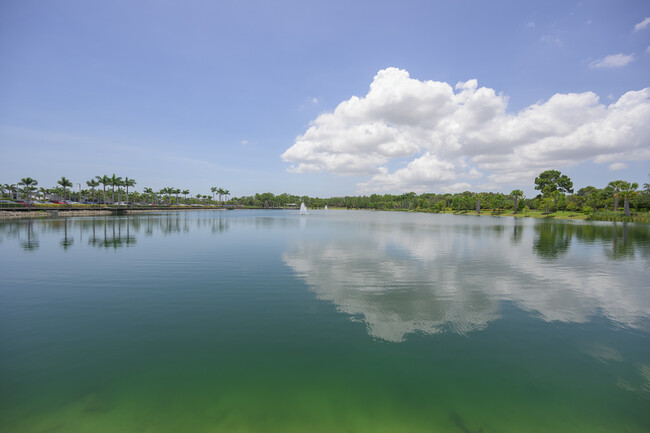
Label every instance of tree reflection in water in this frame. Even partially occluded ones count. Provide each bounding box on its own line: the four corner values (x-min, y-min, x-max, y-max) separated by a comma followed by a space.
533, 220, 649, 261
0, 213, 233, 251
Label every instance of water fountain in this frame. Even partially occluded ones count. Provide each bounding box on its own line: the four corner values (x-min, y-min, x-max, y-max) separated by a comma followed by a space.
324, 205, 328, 211
300, 203, 307, 215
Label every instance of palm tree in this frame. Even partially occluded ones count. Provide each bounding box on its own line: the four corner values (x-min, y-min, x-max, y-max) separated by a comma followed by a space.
211, 186, 217, 202
182, 189, 190, 205
174, 188, 181, 205
608, 180, 626, 211
87, 179, 100, 203
618, 182, 639, 217
38, 186, 47, 201
223, 189, 230, 203
510, 190, 524, 215
123, 177, 136, 205
116, 179, 125, 203
217, 187, 226, 205
109, 174, 122, 204
57, 177, 73, 201
96, 175, 110, 204
8, 184, 18, 200
143, 187, 155, 205
18, 177, 38, 204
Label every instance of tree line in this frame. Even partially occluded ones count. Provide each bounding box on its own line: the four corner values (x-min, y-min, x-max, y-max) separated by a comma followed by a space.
1, 175, 229, 206
2, 170, 649, 216
233, 170, 649, 217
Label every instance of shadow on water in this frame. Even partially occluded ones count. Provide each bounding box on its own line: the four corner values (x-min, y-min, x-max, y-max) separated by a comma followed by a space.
449, 411, 484, 433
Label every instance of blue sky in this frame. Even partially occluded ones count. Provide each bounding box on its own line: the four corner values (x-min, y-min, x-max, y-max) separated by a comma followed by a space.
1, 0, 649, 198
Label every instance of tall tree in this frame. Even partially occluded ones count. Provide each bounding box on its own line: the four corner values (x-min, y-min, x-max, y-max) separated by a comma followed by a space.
617, 181, 639, 217
57, 177, 73, 201
86, 179, 100, 203
96, 175, 110, 204
18, 177, 38, 204
3, 184, 17, 200
124, 177, 136, 205
211, 186, 217, 202
182, 189, 190, 204
607, 180, 626, 211
143, 187, 155, 205
109, 174, 122, 204
534, 170, 574, 194
475, 193, 482, 214
510, 190, 524, 214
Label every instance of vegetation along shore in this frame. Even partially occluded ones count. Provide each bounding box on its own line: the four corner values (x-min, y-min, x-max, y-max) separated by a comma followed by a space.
2, 170, 649, 223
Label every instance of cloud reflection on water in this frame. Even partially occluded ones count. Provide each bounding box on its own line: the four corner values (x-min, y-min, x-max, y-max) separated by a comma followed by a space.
283, 216, 650, 342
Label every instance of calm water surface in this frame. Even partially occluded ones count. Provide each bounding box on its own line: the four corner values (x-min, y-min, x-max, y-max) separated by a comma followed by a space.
1, 210, 649, 432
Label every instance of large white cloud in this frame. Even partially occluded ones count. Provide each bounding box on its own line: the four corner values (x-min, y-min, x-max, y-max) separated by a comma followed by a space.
281, 68, 650, 193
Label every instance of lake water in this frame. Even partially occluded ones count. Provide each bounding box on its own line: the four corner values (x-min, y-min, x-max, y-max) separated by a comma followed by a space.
1, 210, 649, 432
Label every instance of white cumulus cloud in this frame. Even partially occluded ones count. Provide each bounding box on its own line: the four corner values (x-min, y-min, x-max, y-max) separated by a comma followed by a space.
589, 53, 636, 68
282, 67, 650, 193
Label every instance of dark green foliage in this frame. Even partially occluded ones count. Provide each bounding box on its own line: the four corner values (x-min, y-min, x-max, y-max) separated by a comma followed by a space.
534, 170, 574, 194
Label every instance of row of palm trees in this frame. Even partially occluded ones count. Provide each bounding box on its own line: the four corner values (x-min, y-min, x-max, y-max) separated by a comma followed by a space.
88, 174, 136, 204
3, 176, 232, 207
211, 186, 230, 204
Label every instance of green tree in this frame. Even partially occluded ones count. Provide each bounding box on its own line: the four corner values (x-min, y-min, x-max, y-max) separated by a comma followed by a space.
617, 181, 639, 216
182, 189, 190, 204
96, 175, 111, 204
143, 187, 155, 205
510, 190, 524, 214
124, 177, 136, 205
3, 184, 17, 200
541, 186, 559, 215
86, 179, 100, 203
607, 180, 627, 211
534, 170, 574, 194
57, 177, 73, 201
18, 177, 38, 204
108, 174, 122, 204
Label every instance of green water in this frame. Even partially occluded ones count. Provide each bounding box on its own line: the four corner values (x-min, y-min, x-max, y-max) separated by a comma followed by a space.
1, 210, 649, 432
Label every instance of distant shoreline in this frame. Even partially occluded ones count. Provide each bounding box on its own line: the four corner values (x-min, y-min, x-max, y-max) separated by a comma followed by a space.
2, 206, 648, 223
0, 206, 589, 221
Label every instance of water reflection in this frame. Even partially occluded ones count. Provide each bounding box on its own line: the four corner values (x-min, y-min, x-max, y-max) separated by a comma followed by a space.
284, 216, 650, 341
86, 217, 137, 249
533, 221, 571, 259
533, 220, 649, 261
0, 213, 232, 251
